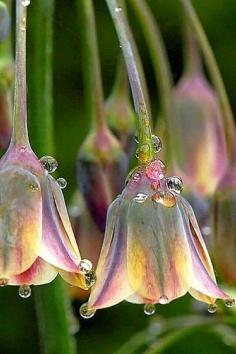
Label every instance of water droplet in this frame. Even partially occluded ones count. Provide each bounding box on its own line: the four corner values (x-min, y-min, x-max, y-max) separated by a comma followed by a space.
28, 182, 40, 192
0, 278, 7, 287
152, 135, 162, 153
80, 303, 96, 319
57, 177, 67, 189
144, 303, 156, 316
40, 156, 58, 173
133, 172, 141, 182
167, 176, 183, 194
225, 298, 235, 308
18, 285, 31, 298
21, 0, 30, 6
85, 270, 96, 288
159, 295, 169, 304
79, 259, 93, 274
133, 193, 148, 203
135, 144, 150, 162
115, 6, 122, 12
152, 190, 176, 208
208, 304, 217, 313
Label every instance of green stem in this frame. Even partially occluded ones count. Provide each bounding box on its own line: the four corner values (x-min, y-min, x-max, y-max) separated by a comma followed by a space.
105, 0, 154, 164
112, 57, 129, 98
27, 1, 77, 353
76, 0, 106, 132
179, 0, 236, 165
10, 0, 29, 149
129, 0, 175, 163
183, 21, 202, 75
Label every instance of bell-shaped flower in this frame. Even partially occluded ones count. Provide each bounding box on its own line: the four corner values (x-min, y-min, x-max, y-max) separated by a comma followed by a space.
83, 158, 230, 317
0, 1, 94, 295
171, 27, 227, 197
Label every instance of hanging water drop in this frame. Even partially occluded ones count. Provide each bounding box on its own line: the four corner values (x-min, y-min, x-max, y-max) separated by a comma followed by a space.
152, 190, 176, 208
133, 193, 148, 203
57, 177, 67, 189
18, 285, 31, 298
167, 176, 183, 194
79, 259, 93, 274
225, 298, 235, 308
40, 156, 58, 173
144, 303, 156, 316
85, 270, 96, 288
152, 135, 162, 153
208, 304, 217, 313
21, 0, 30, 6
159, 295, 169, 304
0, 278, 7, 287
115, 6, 122, 12
79, 303, 96, 319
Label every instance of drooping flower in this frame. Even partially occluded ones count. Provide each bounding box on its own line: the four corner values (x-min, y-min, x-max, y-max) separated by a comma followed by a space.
82, 158, 231, 317
0, 1, 94, 294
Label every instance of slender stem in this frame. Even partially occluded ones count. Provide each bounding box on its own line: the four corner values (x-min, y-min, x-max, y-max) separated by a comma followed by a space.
112, 57, 129, 98
10, 0, 29, 149
183, 22, 202, 75
106, 0, 155, 163
27, 1, 77, 353
28, 0, 54, 156
129, 0, 175, 162
179, 0, 236, 164
76, 0, 106, 132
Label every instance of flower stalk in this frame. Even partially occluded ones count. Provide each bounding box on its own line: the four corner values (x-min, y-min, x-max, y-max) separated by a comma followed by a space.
105, 0, 155, 164
179, 0, 236, 164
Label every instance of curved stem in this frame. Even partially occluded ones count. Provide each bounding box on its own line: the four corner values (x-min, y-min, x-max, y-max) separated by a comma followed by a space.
105, 0, 155, 164
10, 0, 29, 149
76, 0, 106, 132
179, 0, 236, 165
129, 0, 175, 163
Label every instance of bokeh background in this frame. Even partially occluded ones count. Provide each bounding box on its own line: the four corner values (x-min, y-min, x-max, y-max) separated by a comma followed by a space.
1, 1, 236, 353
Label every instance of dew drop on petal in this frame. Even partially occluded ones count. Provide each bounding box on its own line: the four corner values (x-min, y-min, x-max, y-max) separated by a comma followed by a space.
40, 156, 58, 173
225, 299, 235, 308
0, 278, 8, 287
21, 0, 30, 6
133, 193, 148, 203
144, 303, 156, 316
79, 259, 93, 274
18, 285, 31, 298
115, 6, 122, 12
28, 182, 40, 192
208, 304, 217, 313
85, 270, 96, 288
79, 303, 96, 319
159, 295, 169, 304
152, 135, 162, 153
57, 177, 67, 189
152, 190, 176, 208
167, 176, 183, 194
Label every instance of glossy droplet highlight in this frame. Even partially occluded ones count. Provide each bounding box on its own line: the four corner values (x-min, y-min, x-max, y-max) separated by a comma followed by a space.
80, 303, 96, 319
152, 135, 162, 153
159, 295, 169, 304
40, 156, 58, 173
167, 176, 183, 194
85, 270, 96, 288
18, 285, 31, 298
152, 190, 176, 208
208, 304, 217, 313
225, 299, 235, 308
57, 177, 67, 189
144, 304, 156, 316
79, 259, 93, 274
21, 0, 30, 6
115, 6, 122, 12
0, 278, 7, 287
133, 193, 148, 204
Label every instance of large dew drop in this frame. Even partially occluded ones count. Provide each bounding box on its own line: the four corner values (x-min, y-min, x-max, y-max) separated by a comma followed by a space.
152, 190, 176, 208
225, 299, 235, 308
152, 135, 162, 153
84, 270, 96, 289
167, 176, 183, 194
40, 156, 58, 173
79, 259, 93, 274
57, 177, 67, 189
18, 285, 31, 299
133, 193, 148, 204
208, 304, 217, 314
79, 303, 96, 319
144, 303, 156, 316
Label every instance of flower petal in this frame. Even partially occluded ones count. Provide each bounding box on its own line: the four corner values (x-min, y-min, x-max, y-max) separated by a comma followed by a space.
9, 257, 57, 285
88, 197, 133, 309
127, 199, 192, 303
0, 166, 42, 277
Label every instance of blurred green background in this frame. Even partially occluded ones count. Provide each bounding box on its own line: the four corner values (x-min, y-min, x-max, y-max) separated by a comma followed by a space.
1, 1, 236, 353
